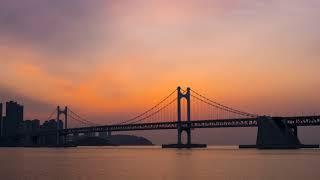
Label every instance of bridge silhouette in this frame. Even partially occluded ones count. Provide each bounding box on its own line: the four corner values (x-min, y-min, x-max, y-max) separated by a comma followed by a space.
33, 87, 320, 148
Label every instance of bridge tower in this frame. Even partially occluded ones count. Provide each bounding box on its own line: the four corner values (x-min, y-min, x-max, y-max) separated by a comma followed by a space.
177, 87, 191, 145
56, 106, 68, 145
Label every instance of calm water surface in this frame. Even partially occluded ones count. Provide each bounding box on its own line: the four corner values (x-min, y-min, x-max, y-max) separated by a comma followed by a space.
0, 146, 319, 180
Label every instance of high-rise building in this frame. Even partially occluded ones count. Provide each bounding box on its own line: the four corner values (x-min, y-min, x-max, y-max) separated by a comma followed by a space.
40, 119, 63, 145
0, 103, 2, 137
3, 101, 24, 137
23, 120, 32, 132
22, 119, 40, 133
31, 119, 40, 131
41, 119, 63, 130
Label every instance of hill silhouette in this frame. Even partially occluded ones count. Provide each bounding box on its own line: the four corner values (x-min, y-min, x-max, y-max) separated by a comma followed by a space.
75, 135, 153, 146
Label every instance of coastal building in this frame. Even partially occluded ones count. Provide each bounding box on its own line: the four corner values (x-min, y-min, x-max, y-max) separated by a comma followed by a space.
40, 119, 63, 145
31, 119, 40, 131
0, 103, 2, 137
41, 119, 63, 130
2, 101, 24, 137
22, 119, 40, 132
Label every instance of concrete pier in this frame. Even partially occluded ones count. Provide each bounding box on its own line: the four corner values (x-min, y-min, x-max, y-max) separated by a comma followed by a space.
240, 116, 319, 149
256, 116, 301, 149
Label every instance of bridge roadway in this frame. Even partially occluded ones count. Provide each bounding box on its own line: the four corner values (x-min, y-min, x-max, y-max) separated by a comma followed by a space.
60, 115, 320, 135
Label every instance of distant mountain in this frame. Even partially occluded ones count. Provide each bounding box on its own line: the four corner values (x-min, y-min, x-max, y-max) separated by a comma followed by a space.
75, 135, 153, 146
108, 135, 153, 146
75, 136, 112, 146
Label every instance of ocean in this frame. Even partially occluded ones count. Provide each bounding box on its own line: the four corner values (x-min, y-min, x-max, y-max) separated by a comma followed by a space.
0, 146, 319, 180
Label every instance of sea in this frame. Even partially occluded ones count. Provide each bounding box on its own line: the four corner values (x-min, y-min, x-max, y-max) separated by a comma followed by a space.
0, 146, 319, 180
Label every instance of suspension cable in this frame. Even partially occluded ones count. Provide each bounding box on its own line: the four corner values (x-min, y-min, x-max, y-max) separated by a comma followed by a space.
116, 89, 177, 125
129, 98, 177, 124
191, 89, 258, 117
191, 94, 256, 118
68, 113, 95, 126
68, 108, 100, 126
46, 108, 57, 121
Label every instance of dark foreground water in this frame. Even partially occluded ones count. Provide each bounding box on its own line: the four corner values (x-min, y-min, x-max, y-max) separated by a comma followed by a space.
0, 146, 319, 180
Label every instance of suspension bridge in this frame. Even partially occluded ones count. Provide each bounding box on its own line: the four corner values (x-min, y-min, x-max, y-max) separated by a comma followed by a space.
28, 86, 320, 148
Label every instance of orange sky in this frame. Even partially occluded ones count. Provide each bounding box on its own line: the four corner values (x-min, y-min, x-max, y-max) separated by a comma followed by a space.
1, 0, 320, 123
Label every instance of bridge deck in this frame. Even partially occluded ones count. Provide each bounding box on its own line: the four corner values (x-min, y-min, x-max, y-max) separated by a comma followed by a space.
21, 116, 320, 136
60, 116, 320, 135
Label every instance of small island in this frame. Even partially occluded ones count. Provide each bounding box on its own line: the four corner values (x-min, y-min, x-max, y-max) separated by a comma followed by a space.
74, 135, 153, 146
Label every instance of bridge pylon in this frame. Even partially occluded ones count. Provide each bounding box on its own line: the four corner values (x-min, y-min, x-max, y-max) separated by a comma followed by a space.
177, 86, 191, 145
56, 106, 68, 145
163, 87, 206, 148
57, 106, 68, 129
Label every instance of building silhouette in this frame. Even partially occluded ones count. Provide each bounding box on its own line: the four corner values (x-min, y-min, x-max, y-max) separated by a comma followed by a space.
0, 103, 2, 137
2, 101, 24, 137
22, 119, 40, 132
41, 119, 63, 130
0, 100, 68, 146
40, 119, 63, 145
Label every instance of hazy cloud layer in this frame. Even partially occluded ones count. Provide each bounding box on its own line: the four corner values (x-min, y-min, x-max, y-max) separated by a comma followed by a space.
1, 0, 320, 143
0, 86, 54, 119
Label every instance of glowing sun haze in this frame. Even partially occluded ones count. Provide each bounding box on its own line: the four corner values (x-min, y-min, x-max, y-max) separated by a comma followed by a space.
1, 0, 320, 122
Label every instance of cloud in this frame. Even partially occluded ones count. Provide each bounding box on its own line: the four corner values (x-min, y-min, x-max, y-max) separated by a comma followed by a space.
0, 86, 54, 120
0, 1, 320, 143
0, 0, 112, 58
0, 0, 320, 120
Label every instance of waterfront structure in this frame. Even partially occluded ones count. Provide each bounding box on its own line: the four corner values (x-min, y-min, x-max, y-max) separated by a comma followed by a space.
2, 87, 320, 148
2, 101, 23, 137
22, 119, 40, 132
34, 87, 320, 149
0, 101, 65, 146
0, 103, 2, 137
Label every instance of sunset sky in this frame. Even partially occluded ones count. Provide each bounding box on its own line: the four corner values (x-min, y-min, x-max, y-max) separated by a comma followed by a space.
1, 0, 320, 128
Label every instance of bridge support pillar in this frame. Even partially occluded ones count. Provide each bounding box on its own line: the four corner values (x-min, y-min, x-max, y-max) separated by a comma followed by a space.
177, 128, 191, 145
163, 87, 206, 148
56, 106, 68, 146
256, 116, 301, 149
107, 130, 112, 137
292, 125, 298, 137
177, 87, 191, 145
